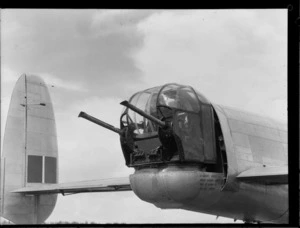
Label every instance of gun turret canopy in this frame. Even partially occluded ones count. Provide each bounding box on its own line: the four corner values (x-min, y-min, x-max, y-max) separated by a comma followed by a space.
121, 83, 210, 134
120, 83, 216, 167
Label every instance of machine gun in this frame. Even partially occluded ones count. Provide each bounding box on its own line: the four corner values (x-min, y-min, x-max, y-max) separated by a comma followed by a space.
78, 100, 167, 133
78, 111, 124, 135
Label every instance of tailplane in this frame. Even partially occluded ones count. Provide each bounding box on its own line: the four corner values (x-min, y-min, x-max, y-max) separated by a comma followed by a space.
0, 74, 58, 224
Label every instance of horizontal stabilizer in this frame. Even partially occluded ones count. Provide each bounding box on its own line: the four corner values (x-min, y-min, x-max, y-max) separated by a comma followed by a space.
236, 166, 288, 185
11, 177, 131, 195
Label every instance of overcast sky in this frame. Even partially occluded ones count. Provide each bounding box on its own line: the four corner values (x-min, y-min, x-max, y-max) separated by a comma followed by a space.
1, 9, 287, 224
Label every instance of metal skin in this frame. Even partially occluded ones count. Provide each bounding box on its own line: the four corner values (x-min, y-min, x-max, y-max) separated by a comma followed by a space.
0, 75, 57, 224
128, 97, 287, 223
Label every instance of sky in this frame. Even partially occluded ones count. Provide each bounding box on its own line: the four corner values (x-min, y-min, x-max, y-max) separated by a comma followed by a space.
1, 9, 287, 224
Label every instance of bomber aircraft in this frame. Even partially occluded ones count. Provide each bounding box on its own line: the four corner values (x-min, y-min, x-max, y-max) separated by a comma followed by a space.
0, 74, 288, 224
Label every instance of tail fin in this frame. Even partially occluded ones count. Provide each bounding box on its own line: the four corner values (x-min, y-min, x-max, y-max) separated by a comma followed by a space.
1, 74, 58, 224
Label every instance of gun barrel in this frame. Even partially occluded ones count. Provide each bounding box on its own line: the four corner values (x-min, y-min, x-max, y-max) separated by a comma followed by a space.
120, 101, 166, 128
78, 111, 123, 135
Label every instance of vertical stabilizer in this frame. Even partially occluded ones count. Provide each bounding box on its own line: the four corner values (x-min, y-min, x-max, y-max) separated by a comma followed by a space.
1, 74, 58, 224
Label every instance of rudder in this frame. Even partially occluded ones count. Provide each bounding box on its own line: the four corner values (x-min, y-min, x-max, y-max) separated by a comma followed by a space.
1, 74, 58, 224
